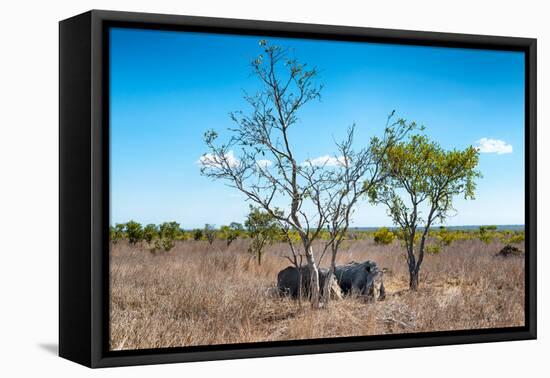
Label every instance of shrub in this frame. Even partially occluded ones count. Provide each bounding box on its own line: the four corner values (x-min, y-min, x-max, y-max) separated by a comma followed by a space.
143, 224, 159, 244
479, 225, 497, 244
219, 222, 244, 246
501, 232, 525, 244
245, 206, 278, 265
110, 223, 125, 244
158, 222, 180, 251
435, 228, 458, 246
373, 227, 396, 245
125, 221, 143, 245
192, 229, 204, 241
426, 244, 441, 254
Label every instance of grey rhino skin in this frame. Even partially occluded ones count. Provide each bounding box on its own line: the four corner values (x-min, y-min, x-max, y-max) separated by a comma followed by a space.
277, 266, 341, 299
334, 260, 385, 300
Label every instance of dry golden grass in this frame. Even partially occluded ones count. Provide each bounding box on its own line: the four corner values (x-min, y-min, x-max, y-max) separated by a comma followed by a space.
109, 238, 525, 351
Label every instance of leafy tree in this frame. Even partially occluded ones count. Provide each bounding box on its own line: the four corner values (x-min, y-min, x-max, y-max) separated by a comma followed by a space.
125, 220, 144, 245
369, 134, 480, 290
245, 206, 279, 265
373, 227, 396, 245
110, 223, 125, 244
143, 224, 159, 244
203, 224, 216, 245
192, 228, 204, 241
479, 225, 497, 244
219, 222, 244, 246
158, 221, 180, 251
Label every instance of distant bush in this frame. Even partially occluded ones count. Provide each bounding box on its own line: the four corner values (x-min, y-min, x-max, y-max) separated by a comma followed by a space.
373, 227, 396, 245
434, 227, 458, 246
143, 224, 159, 244
158, 222, 180, 251
192, 229, 204, 241
125, 221, 144, 245
479, 225, 497, 244
144, 222, 180, 253
426, 244, 441, 255
501, 232, 525, 245
110, 223, 125, 244
245, 206, 278, 265
219, 222, 244, 246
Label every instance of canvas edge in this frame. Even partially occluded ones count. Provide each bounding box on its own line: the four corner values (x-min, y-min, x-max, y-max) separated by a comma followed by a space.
57, 9, 537, 369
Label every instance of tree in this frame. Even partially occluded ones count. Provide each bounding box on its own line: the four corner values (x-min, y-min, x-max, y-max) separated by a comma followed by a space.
369, 134, 480, 290
203, 224, 216, 245
110, 223, 125, 244
479, 225, 497, 244
158, 221, 180, 251
318, 116, 414, 303
245, 206, 279, 265
200, 40, 412, 307
125, 220, 143, 245
143, 224, 159, 244
219, 222, 245, 246
200, 40, 331, 307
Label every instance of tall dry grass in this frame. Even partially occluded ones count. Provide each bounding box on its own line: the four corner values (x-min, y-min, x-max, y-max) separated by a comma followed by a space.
110, 238, 525, 350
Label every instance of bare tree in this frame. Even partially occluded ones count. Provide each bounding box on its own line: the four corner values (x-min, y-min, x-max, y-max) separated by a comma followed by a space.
318, 115, 416, 303
200, 40, 342, 307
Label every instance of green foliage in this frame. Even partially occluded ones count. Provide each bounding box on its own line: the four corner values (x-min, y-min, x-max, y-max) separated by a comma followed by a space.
125, 220, 143, 245
434, 227, 458, 246
501, 232, 525, 245
177, 231, 192, 241
142, 222, 180, 253
110, 223, 125, 244
143, 224, 159, 244
192, 229, 204, 241
480, 225, 498, 232
245, 206, 279, 265
369, 132, 481, 289
158, 222, 180, 251
219, 222, 244, 246
373, 227, 396, 245
479, 225, 497, 244
426, 243, 441, 254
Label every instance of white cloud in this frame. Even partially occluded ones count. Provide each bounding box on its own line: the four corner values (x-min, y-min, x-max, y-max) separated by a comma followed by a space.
303, 155, 347, 167
197, 150, 240, 168
256, 159, 273, 168
475, 138, 513, 154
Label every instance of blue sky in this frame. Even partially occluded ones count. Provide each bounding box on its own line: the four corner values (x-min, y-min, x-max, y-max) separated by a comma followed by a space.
110, 27, 525, 228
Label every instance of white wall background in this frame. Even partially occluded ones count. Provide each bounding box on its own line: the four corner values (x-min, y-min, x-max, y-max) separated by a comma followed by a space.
0, 0, 546, 376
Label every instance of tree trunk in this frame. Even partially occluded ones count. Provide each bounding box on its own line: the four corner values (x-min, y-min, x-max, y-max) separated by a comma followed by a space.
304, 244, 320, 308
258, 251, 262, 265
323, 245, 338, 305
409, 270, 419, 291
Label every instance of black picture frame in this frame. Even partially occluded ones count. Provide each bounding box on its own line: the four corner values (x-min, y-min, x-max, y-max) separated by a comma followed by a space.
59, 9, 537, 368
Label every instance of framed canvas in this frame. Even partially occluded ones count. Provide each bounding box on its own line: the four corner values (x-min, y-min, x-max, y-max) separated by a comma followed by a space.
59, 10, 537, 368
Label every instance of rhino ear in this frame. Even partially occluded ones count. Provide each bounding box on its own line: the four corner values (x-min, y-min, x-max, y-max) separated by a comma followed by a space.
365, 265, 371, 273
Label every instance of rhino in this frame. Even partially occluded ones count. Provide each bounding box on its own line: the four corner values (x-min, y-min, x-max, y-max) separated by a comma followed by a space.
334, 260, 385, 301
277, 266, 342, 300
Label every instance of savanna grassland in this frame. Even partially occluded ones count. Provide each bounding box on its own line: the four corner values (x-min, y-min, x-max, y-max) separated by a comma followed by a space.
109, 236, 525, 351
